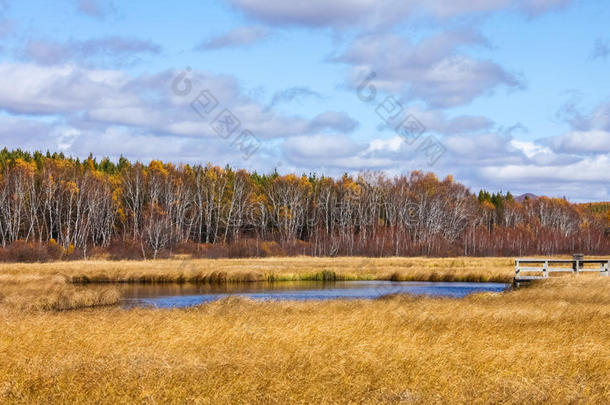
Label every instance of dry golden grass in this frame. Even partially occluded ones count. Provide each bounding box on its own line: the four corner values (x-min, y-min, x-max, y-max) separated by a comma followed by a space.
0, 274, 120, 311
0, 256, 518, 284
0, 276, 608, 403
0, 257, 608, 403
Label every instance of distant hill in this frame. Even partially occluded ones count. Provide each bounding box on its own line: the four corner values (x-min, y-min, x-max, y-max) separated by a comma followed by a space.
515, 193, 538, 202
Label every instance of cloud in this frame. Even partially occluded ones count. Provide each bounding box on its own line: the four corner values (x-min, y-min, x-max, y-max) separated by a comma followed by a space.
591, 38, 610, 60
228, 0, 573, 28
307, 111, 358, 133
0, 62, 364, 171
1, 66, 607, 200
510, 139, 553, 159
273, 99, 610, 198
267, 86, 322, 110
480, 155, 610, 184
283, 131, 521, 175
425, 0, 572, 18
547, 130, 610, 154
196, 26, 268, 50
381, 106, 495, 135
0, 115, 59, 150
276, 124, 610, 201
24, 37, 161, 66
336, 30, 523, 107
443, 115, 495, 134
444, 132, 516, 161
76, 0, 115, 19
0, 62, 358, 153
556, 99, 610, 132
283, 133, 365, 162
0, 63, 132, 114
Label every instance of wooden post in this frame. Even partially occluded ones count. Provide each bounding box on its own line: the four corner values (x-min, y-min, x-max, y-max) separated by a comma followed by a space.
543, 260, 548, 279
573, 253, 583, 275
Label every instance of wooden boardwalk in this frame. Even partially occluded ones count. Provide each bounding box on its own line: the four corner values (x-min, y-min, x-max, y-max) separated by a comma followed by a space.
514, 256, 609, 285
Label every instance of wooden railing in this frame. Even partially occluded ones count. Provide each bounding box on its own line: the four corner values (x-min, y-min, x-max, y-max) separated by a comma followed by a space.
514, 257, 609, 283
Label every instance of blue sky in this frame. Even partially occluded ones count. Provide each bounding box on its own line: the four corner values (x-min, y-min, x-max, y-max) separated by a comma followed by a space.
0, 0, 609, 201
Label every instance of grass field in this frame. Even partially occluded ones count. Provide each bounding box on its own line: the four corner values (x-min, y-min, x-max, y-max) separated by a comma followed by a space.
0, 256, 517, 284
0, 257, 608, 403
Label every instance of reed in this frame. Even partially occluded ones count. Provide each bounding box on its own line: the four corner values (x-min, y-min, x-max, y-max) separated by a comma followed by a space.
0, 274, 120, 311
0, 276, 607, 403
0, 256, 517, 284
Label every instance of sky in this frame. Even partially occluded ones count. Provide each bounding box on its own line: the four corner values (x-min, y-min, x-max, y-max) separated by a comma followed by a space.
0, 0, 609, 201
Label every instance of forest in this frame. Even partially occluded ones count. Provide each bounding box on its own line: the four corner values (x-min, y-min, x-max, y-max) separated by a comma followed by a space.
0, 148, 608, 261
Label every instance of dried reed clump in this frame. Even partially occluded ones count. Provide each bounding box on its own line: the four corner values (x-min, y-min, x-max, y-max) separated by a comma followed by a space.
0, 275, 120, 312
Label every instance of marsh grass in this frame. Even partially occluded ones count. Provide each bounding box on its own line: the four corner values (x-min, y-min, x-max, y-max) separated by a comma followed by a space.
0, 276, 608, 403
0, 274, 120, 311
0, 256, 518, 313
0, 256, 518, 284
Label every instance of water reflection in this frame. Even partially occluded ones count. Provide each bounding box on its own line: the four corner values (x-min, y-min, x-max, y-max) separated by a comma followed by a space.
118, 280, 509, 308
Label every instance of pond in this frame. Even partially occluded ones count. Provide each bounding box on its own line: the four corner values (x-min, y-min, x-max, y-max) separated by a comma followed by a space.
120, 280, 509, 308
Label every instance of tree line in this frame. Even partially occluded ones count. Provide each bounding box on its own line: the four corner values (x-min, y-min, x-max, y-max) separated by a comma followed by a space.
0, 148, 608, 260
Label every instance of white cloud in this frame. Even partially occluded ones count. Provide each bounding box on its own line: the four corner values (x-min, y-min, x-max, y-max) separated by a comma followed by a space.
278, 126, 610, 201
0, 62, 366, 173
337, 31, 522, 107
481, 154, 610, 183
0, 63, 132, 114
307, 111, 358, 133
368, 135, 403, 152
548, 130, 610, 154
0, 63, 357, 140
511, 139, 553, 158
229, 0, 572, 28
384, 106, 494, 135
284, 133, 365, 161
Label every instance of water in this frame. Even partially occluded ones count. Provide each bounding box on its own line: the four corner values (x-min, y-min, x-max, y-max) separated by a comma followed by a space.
119, 281, 509, 308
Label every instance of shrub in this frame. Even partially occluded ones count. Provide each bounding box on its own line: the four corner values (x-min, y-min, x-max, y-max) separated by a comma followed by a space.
228, 239, 260, 258
0, 240, 50, 263
107, 239, 146, 260
47, 239, 64, 260
201, 243, 229, 259
260, 241, 286, 257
